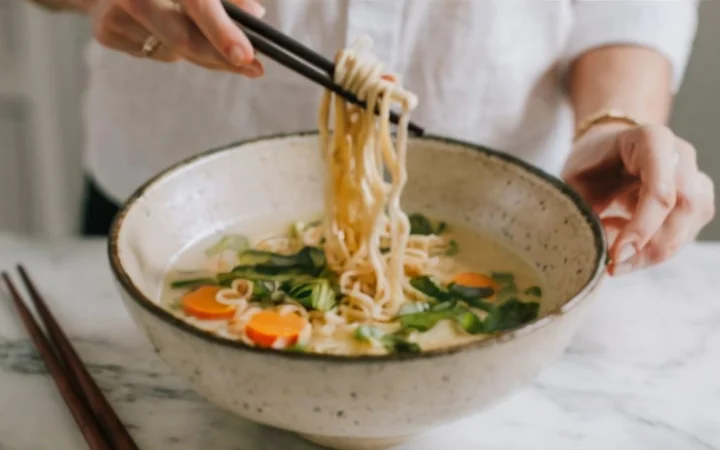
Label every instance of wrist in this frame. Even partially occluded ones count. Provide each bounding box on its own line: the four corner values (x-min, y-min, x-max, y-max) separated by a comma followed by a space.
574, 121, 633, 144
573, 109, 641, 143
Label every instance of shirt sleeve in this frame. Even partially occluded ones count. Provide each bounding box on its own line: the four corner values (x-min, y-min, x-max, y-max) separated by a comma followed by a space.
563, 0, 699, 92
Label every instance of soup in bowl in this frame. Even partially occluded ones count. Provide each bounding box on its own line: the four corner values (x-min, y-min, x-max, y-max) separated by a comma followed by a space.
109, 132, 606, 450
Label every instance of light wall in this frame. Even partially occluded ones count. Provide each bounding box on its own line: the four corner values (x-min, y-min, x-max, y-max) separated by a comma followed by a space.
671, 0, 720, 240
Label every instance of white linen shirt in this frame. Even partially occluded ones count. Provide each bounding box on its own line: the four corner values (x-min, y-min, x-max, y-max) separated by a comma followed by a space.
83, 0, 698, 203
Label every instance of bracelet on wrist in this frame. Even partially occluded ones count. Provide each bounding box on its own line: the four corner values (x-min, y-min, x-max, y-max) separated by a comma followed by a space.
573, 110, 640, 142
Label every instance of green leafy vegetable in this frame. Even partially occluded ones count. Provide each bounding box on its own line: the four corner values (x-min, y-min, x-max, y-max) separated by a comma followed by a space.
286, 278, 337, 311
306, 246, 327, 268
290, 220, 322, 237
354, 325, 385, 342
235, 246, 327, 276
381, 333, 421, 353
409, 214, 433, 235
290, 222, 306, 238
217, 268, 308, 286
205, 234, 250, 257
491, 272, 518, 299
175, 245, 341, 311
409, 213, 447, 236
410, 276, 452, 302
251, 279, 284, 302
398, 302, 429, 315
286, 343, 307, 353
445, 239, 459, 256
523, 286, 542, 297
235, 250, 277, 267
491, 272, 515, 285
453, 307, 486, 334
411, 275, 508, 311
448, 283, 495, 303
169, 277, 216, 289
354, 326, 421, 353
400, 303, 484, 334
405, 272, 540, 335
483, 298, 540, 332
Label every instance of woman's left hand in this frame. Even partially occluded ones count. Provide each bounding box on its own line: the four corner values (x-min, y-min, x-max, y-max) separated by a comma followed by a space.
563, 124, 715, 276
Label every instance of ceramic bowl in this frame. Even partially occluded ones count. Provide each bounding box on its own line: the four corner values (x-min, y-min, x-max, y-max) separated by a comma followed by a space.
108, 132, 606, 450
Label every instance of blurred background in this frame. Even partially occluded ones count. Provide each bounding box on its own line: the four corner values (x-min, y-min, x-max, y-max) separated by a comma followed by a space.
1, 1, 718, 238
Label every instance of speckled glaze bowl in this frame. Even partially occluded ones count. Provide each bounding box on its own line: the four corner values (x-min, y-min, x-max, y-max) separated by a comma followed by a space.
109, 132, 606, 450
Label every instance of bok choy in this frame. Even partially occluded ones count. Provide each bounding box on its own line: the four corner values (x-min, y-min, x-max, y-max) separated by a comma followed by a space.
408, 213, 447, 236
205, 234, 250, 257
285, 278, 337, 312
234, 246, 327, 276
354, 325, 421, 353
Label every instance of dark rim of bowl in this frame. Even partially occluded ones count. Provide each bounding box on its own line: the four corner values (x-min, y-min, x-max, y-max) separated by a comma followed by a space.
108, 130, 607, 363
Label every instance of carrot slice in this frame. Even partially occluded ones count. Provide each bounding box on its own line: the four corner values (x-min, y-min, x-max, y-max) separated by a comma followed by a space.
453, 272, 499, 291
381, 73, 397, 83
182, 285, 236, 320
245, 310, 307, 348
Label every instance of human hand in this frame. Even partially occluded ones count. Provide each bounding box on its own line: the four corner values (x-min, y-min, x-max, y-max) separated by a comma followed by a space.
563, 124, 715, 276
91, 0, 265, 77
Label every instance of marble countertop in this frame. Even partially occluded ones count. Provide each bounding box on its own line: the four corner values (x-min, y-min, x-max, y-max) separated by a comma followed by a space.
0, 233, 719, 450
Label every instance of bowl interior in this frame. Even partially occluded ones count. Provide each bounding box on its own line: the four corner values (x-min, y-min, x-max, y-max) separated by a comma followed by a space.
111, 133, 605, 351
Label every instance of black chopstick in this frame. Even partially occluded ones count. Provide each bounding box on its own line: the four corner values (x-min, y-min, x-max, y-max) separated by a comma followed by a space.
1, 272, 112, 450
222, 1, 333, 74
16, 266, 139, 450
221, 1, 425, 136
243, 30, 427, 133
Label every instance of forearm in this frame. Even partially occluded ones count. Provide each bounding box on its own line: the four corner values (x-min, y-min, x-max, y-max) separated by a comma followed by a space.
568, 45, 673, 126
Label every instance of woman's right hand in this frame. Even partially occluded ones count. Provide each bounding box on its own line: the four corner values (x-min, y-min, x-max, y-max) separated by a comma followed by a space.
91, 0, 265, 77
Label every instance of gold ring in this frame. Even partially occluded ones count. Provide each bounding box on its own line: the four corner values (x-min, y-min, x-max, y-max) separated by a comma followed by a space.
141, 35, 161, 58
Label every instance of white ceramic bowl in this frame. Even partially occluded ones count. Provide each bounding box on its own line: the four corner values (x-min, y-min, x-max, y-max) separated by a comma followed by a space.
109, 133, 606, 450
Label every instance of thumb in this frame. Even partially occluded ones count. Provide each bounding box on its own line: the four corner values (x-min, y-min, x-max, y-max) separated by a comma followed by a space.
602, 216, 645, 276
227, 0, 266, 18
601, 216, 627, 253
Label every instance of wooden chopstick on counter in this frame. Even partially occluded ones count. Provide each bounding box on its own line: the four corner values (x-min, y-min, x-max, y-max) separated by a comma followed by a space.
1, 267, 138, 450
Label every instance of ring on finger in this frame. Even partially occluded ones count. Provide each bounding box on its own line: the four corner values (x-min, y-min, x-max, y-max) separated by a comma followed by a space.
169, 0, 184, 12
141, 35, 162, 58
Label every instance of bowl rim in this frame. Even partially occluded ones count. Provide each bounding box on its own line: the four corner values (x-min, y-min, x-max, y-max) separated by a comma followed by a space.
108, 131, 607, 363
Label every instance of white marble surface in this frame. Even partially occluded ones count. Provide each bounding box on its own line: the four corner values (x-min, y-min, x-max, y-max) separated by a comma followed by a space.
0, 233, 718, 450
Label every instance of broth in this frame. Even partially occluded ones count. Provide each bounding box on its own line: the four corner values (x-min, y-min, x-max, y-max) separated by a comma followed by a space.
161, 213, 546, 356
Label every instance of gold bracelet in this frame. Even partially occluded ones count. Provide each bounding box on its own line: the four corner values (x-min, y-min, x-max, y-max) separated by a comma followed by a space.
573, 110, 640, 142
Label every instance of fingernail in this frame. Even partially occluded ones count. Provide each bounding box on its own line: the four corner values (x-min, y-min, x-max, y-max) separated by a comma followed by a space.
616, 243, 636, 263
613, 262, 634, 277
244, 65, 263, 78
229, 45, 248, 66
245, 0, 266, 17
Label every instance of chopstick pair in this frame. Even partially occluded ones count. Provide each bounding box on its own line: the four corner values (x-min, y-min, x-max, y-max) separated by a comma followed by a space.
220, 1, 425, 136
1, 266, 137, 450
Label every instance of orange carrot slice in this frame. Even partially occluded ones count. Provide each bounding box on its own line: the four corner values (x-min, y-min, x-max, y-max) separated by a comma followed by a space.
245, 310, 307, 348
453, 272, 499, 291
381, 73, 397, 83
182, 286, 236, 320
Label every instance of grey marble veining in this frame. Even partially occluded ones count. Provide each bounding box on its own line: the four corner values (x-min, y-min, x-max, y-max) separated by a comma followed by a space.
0, 233, 719, 450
